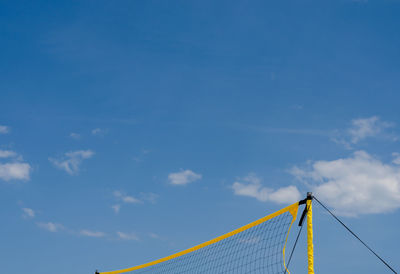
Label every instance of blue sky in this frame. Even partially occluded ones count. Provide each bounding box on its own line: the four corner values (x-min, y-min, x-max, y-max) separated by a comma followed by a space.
1, 0, 400, 273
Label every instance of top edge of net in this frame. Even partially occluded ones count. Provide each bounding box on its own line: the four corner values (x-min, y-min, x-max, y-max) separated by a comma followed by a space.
99, 200, 302, 274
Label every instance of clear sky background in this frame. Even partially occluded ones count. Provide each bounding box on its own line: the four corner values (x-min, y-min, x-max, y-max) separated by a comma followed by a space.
1, 1, 400, 273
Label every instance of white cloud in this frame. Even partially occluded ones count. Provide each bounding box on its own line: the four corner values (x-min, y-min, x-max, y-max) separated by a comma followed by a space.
333, 116, 395, 148
132, 149, 151, 163
232, 174, 268, 202
111, 204, 121, 214
0, 150, 18, 158
37, 222, 105, 237
0, 163, 32, 181
291, 151, 400, 216
168, 169, 202, 186
92, 128, 101, 135
122, 196, 140, 203
112, 191, 140, 214
69, 133, 81, 140
49, 150, 94, 175
0, 149, 31, 182
112, 191, 158, 213
392, 153, 400, 165
332, 116, 396, 148
80, 230, 106, 238
0, 125, 10, 134
232, 173, 301, 204
268, 186, 303, 204
113, 190, 141, 204
117, 231, 139, 241
37, 222, 63, 232
242, 124, 329, 137
348, 116, 393, 144
22, 208, 35, 219
91, 128, 107, 136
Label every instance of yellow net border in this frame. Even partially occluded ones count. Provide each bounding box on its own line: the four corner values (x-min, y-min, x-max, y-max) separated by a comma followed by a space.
100, 202, 299, 274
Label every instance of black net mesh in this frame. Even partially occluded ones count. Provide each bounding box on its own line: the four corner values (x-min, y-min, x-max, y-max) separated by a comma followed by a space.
105, 208, 296, 274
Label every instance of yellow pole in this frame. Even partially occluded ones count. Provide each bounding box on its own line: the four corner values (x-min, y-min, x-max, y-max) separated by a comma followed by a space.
306, 193, 315, 274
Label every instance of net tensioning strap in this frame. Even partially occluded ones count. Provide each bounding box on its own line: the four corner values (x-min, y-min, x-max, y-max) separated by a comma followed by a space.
98, 202, 299, 274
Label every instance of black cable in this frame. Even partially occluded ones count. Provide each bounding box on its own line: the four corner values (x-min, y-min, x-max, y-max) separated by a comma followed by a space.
283, 220, 305, 274
284, 202, 310, 274
313, 195, 397, 274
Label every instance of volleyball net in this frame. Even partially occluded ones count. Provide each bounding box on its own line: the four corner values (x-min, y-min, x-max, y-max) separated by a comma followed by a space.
97, 201, 305, 274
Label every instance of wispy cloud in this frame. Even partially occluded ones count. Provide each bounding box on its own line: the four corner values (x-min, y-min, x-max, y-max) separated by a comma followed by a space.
69, 133, 81, 140
0, 125, 10, 134
392, 153, 400, 165
291, 151, 400, 216
80, 230, 106, 238
139, 192, 158, 204
112, 191, 140, 214
91, 128, 107, 136
231, 173, 301, 204
237, 117, 396, 150
113, 190, 141, 204
290, 104, 304, 110
117, 231, 139, 241
0, 150, 18, 158
133, 149, 151, 163
111, 204, 121, 214
333, 116, 396, 148
36, 221, 106, 238
148, 232, 160, 239
22, 208, 35, 219
37, 222, 64, 232
49, 150, 94, 175
168, 169, 202, 186
112, 191, 158, 213
236, 124, 331, 137
348, 116, 393, 143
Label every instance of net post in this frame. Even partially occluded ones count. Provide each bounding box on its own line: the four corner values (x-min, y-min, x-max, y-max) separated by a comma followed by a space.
306, 192, 315, 274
